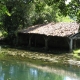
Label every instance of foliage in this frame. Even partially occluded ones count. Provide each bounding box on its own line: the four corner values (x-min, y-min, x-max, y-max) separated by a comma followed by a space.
67, 0, 80, 22
0, 0, 34, 44
56, 15, 74, 22
0, 31, 2, 37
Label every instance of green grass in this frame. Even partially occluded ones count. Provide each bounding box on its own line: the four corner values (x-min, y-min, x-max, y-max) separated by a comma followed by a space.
73, 49, 80, 59
0, 32, 2, 37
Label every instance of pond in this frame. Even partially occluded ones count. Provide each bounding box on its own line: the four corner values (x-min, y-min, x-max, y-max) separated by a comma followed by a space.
0, 60, 80, 80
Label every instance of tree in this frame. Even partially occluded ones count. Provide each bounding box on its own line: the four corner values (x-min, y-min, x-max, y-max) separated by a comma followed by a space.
1, 0, 33, 45
32, 0, 64, 24
43, 0, 80, 22
67, 0, 80, 22
0, 0, 11, 27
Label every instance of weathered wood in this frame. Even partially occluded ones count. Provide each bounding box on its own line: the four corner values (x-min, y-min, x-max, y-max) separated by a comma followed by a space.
69, 39, 73, 52
69, 32, 80, 50
44, 36, 49, 50
28, 35, 33, 47
35, 36, 37, 47
74, 37, 80, 39
44, 37, 47, 50
74, 39, 76, 49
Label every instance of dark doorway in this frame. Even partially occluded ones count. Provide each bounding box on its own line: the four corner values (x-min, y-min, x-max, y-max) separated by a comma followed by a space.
48, 36, 69, 50
31, 34, 45, 48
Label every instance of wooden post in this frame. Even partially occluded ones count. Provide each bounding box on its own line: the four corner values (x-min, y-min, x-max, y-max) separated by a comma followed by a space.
44, 36, 49, 50
28, 37, 31, 47
45, 39, 48, 50
28, 35, 32, 48
69, 39, 73, 52
35, 36, 36, 47
74, 39, 76, 49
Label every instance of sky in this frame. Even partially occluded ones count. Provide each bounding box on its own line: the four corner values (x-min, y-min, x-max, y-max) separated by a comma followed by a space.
65, 0, 71, 4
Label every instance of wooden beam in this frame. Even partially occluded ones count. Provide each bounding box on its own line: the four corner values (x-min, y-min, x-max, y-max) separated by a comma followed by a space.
44, 36, 49, 50
75, 37, 80, 39
35, 36, 37, 47
74, 39, 76, 49
28, 35, 33, 48
69, 39, 73, 52
44, 36, 47, 50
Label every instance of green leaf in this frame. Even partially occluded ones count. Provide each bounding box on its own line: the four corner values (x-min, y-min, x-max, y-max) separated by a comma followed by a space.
5, 11, 11, 16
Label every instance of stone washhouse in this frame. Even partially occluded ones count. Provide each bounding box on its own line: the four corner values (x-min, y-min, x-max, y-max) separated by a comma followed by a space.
18, 22, 80, 51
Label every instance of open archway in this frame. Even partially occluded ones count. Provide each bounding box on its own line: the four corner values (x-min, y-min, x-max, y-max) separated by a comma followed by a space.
31, 34, 45, 48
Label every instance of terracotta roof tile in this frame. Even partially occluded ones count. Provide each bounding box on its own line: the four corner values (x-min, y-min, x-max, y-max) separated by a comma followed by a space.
19, 22, 80, 37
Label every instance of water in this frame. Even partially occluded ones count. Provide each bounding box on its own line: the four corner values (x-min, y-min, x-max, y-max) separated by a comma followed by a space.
0, 60, 80, 80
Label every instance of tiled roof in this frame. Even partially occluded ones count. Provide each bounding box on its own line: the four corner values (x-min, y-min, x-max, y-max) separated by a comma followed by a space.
19, 22, 80, 37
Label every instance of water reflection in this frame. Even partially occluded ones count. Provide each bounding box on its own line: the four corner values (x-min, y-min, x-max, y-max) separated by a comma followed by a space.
0, 61, 80, 80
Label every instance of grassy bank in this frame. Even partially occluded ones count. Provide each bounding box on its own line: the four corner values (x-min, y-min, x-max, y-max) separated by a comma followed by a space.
73, 49, 80, 59
0, 45, 72, 64
0, 45, 80, 67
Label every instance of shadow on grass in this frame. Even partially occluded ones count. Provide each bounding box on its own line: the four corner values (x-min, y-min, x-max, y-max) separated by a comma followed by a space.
73, 49, 80, 59
0, 44, 70, 55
